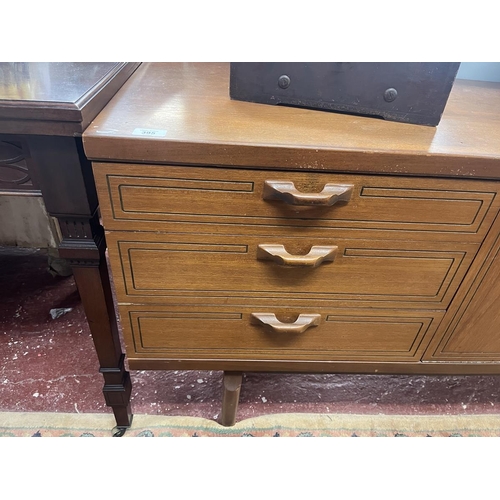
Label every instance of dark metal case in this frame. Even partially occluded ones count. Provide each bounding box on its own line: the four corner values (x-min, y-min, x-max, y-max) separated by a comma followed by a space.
229, 63, 460, 126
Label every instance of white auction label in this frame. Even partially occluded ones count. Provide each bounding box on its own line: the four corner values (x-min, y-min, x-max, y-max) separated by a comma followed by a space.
132, 128, 167, 137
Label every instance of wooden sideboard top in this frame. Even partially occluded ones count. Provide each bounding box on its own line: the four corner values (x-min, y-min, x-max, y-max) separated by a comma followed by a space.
0, 62, 140, 136
83, 62, 500, 179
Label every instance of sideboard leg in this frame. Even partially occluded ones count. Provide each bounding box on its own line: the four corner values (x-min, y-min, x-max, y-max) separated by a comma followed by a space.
220, 371, 243, 427
58, 214, 133, 429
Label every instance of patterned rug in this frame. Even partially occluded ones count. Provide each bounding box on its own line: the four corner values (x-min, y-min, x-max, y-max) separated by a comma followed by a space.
1, 411, 499, 437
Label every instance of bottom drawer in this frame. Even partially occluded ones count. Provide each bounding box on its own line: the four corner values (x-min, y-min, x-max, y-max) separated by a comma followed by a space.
119, 305, 444, 363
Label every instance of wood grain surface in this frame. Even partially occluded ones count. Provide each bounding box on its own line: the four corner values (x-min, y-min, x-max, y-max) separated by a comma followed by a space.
86, 63, 500, 383
105, 230, 478, 310
0, 62, 140, 135
426, 212, 500, 360
94, 162, 500, 242
84, 63, 500, 179
117, 304, 444, 363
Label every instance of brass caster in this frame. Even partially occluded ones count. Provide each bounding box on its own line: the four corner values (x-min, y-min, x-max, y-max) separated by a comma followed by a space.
111, 415, 133, 437
112, 425, 128, 437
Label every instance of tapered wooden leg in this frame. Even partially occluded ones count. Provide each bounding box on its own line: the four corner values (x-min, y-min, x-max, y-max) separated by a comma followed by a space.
28, 136, 133, 434
58, 214, 133, 431
220, 371, 243, 427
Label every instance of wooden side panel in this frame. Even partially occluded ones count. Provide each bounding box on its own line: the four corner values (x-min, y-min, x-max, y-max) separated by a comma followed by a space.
118, 304, 443, 363
106, 231, 478, 309
425, 227, 500, 361
93, 163, 500, 241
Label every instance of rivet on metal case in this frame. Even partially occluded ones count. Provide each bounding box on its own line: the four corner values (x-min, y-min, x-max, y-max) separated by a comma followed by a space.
278, 75, 291, 89
384, 88, 398, 102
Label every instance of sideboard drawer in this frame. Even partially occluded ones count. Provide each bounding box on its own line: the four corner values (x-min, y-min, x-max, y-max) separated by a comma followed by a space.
94, 163, 500, 240
106, 231, 478, 309
118, 304, 444, 363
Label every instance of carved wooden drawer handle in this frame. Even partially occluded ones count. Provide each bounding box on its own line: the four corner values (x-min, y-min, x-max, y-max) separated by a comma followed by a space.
263, 180, 354, 206
250, 313, 321, 334
257, 244, 338, 267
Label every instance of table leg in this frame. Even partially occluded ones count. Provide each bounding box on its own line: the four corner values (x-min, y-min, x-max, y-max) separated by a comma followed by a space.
220, 371, 243, 427
28, 135, 133, 433
58, 214, 133, 430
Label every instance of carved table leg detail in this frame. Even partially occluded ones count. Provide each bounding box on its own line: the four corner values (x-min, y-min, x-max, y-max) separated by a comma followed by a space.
220, 371, 243, 427
57, 213, 133, 429
100, 355, 133, 430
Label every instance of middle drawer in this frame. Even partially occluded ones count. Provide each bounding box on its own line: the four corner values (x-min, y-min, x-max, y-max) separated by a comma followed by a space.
106, 230, 478, 310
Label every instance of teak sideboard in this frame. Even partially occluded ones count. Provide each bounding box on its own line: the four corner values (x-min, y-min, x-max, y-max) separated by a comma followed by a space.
82, 63, 500, 431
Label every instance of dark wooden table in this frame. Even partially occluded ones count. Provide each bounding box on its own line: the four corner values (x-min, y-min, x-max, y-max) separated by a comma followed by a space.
0, 62, 140, 432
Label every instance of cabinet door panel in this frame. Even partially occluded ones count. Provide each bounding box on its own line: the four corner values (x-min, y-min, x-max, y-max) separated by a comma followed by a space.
425, 230, 500, 360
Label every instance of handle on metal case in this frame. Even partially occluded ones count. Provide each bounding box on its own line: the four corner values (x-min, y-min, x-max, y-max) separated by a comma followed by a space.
263, 180, 354, 206
250, 313, 321, 334
257, 244, 338, 267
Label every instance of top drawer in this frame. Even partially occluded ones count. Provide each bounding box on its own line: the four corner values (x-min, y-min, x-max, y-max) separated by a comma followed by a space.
93, 163, 500, 240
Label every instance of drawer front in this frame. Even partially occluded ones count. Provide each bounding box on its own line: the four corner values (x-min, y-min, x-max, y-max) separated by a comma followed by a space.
94, 163, 500, 240
118, 305, 444, 362
106, 231, 478, 309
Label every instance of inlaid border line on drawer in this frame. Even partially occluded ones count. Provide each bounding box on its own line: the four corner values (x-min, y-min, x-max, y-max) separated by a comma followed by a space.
341, 248, 465, 304
106, 174, 254, 220
128, 310, 435, 357
127, 246, 458, 298
360, 187, 491, 228
129, 311, 243, 353
118, 240, 467, 304
104, 173, 497, 234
